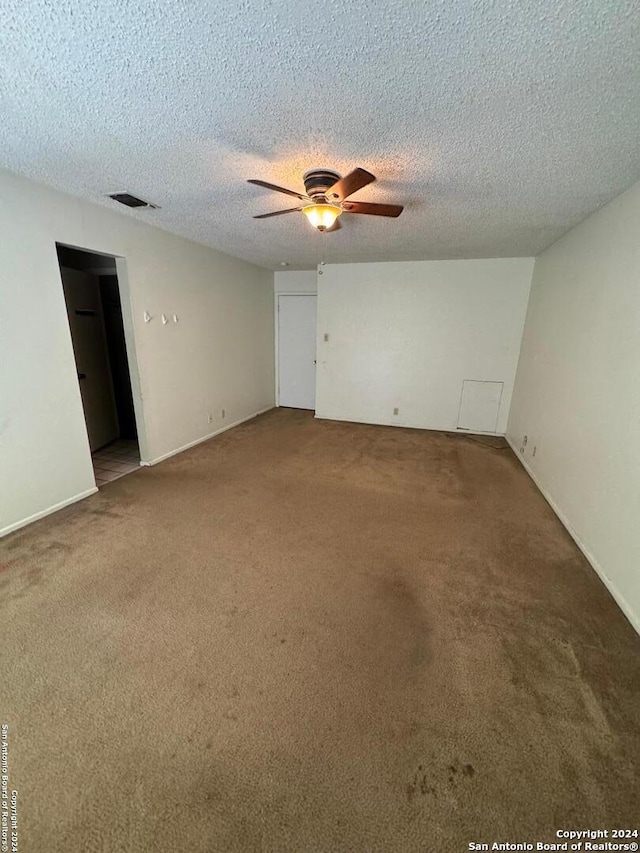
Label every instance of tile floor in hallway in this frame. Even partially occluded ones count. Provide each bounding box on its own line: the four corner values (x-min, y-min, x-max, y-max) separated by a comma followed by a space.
92, 439, 140, 486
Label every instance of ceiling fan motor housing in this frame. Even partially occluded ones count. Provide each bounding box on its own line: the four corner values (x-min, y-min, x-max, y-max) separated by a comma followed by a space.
303, 169, 341, 201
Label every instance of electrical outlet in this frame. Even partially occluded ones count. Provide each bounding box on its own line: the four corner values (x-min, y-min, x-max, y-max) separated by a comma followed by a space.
393, 407, 399, 416
532, 445, 537, 457
221, 408, 226, 419
523, 435, 528, 447
323, 333, 329, 342
207, 413, 214, 424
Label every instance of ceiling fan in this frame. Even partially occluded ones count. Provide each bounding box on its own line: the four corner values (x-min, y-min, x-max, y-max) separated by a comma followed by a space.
247, 167, 404, 232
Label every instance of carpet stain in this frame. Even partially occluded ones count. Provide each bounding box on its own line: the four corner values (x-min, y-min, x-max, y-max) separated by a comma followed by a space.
406, 764, 438, 802
407, 759, 476, 804
90, 507, 123, 519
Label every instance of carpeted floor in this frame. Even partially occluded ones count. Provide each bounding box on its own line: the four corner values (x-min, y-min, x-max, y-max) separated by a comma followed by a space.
2, 409, 639, 852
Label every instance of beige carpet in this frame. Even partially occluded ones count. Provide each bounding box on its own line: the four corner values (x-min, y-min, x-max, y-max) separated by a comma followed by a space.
2, 409, 639, 852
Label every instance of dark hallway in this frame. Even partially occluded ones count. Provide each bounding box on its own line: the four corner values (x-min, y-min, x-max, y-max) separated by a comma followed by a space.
56, 245, 139, 484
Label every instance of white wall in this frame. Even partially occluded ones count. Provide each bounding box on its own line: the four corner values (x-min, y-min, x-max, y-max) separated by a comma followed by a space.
0, 169, 274, 536
507, 179, 640, 633
315, 259, 533, 433
274, 270, 317, 294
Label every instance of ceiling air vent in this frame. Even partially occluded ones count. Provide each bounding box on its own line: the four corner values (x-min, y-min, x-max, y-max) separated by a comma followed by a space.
108, 192, 159, 209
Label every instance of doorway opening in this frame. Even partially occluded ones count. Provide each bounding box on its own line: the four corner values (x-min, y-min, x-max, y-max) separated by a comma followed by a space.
56, 245, 141, 486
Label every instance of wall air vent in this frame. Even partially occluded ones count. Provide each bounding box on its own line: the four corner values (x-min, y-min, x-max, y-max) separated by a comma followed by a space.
108, 192, 159, 209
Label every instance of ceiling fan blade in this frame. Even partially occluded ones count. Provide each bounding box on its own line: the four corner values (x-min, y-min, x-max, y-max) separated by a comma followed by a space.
253, 207, 303, 219
342, 201, 404, 218
325, 218, 342, 232
247, 179, 307, 200
326, 168, 376, 202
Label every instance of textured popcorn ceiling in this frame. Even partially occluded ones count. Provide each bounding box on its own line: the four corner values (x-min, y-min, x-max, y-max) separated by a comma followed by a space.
1, 0, 639, 270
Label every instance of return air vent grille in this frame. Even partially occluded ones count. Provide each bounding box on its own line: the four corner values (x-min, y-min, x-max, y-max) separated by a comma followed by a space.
108, 192, 159, 209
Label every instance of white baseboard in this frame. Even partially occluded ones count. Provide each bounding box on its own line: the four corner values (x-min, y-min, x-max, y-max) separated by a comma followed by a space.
1, 487, 99, 538
506, 436, 640, 636
1, 407, 275, 538
314, 412, 505, 438
141, 405, 275, 467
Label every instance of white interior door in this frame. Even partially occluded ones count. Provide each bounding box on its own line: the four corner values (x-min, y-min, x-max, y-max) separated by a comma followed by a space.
278, 295, 317, 410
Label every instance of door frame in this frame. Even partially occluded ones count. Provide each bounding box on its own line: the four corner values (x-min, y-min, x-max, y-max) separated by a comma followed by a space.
275, 292, 317, 408
56, 243, 150, 473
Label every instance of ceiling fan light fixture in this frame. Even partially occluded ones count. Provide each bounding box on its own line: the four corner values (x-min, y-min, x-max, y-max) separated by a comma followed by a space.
302, 203, 342, 231
248, 167, 403, 230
